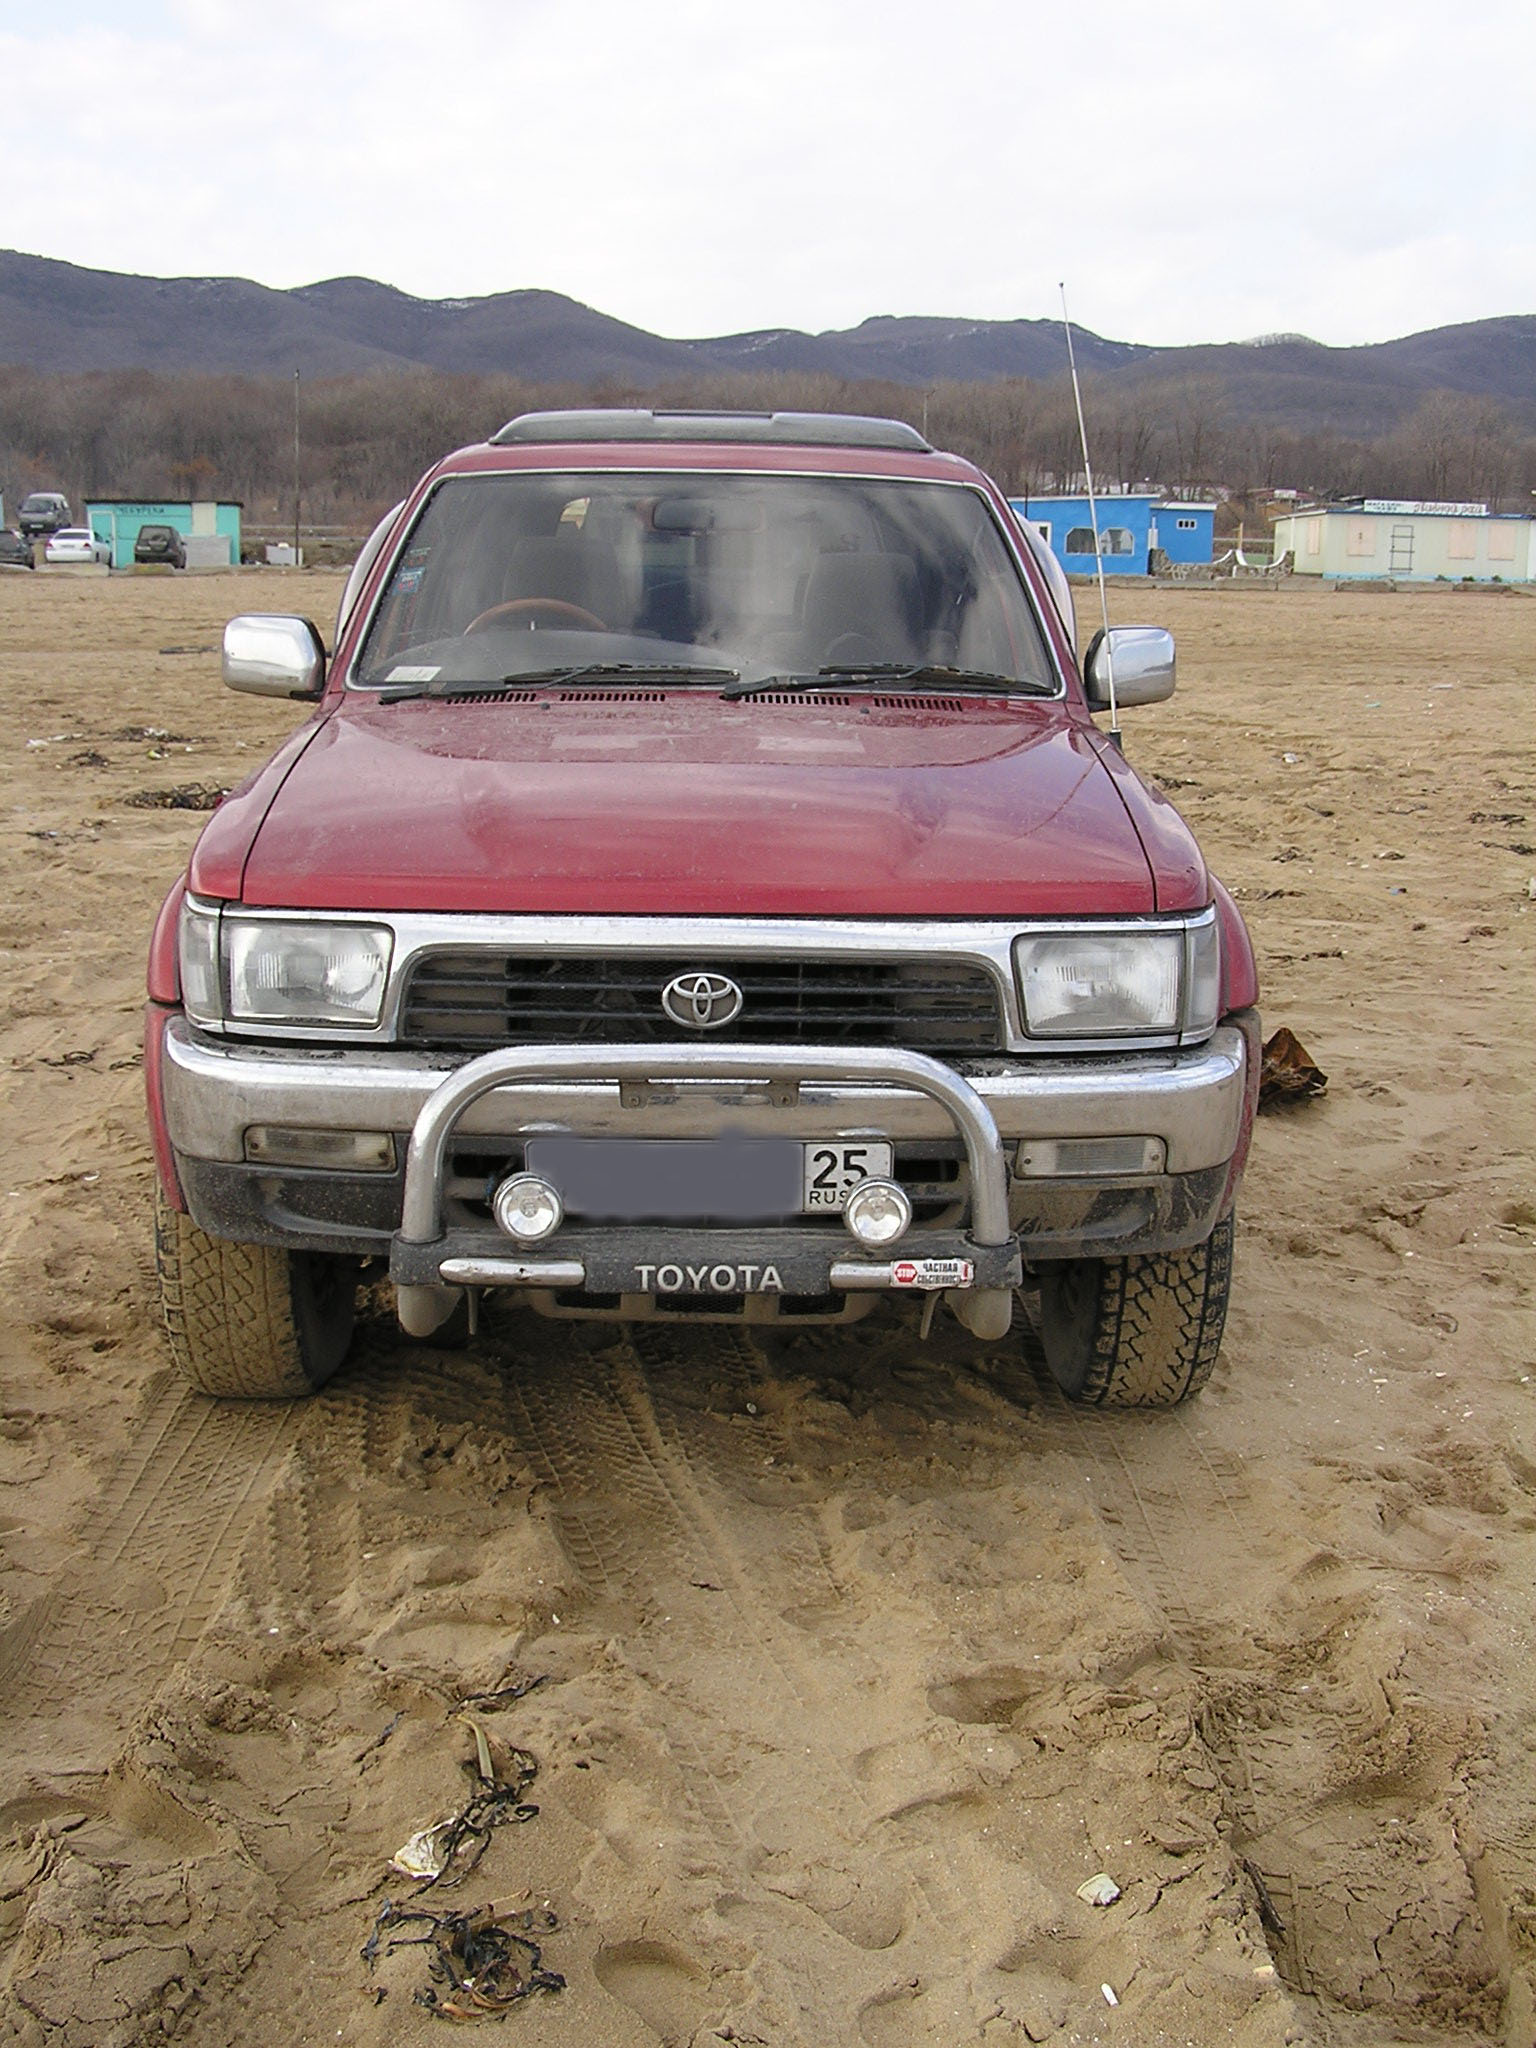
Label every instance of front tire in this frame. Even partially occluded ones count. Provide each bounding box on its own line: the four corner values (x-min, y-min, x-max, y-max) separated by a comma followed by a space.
155, 1189, 359, 1398
1038, 1214, 1235, 1408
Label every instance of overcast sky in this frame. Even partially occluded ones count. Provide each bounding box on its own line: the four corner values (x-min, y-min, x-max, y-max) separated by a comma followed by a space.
4, 0, 1531, 348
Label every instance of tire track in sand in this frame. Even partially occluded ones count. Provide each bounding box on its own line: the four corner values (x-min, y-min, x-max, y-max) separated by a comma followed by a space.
1018, 1328, 1503, 2036
501, 1324, 986, 2038
0, 1343, 498, 1740
0, 1370, 304, 1724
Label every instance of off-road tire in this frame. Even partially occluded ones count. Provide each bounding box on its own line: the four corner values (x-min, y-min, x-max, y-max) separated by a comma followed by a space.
155, 1189, 359, 1398
1038, 1214, 1235, 1408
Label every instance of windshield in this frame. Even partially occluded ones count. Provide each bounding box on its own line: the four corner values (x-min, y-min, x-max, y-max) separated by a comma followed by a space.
353, 472, 1057, 692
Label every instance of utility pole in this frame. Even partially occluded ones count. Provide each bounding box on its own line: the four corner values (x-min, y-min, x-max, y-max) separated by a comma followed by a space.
292, 368, 301, 566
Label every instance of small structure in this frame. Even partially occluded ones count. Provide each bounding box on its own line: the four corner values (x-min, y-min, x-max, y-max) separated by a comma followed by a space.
1154, 501, 1218, 568
1272, 500, 1535, 583
1009, 494, 1215, 577
84, 499, 242, 570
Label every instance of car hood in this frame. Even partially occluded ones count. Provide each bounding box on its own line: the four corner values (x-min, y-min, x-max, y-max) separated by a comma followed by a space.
198, 692, 1208, 916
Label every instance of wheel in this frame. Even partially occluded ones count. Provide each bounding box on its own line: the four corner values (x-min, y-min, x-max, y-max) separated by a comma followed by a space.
1037, 1214, 1234, 1408
462, 597, 606, 634
155, 1188, 359, 1398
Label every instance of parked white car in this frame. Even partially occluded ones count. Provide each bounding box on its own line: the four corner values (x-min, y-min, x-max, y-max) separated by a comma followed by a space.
44, 528, 112, 566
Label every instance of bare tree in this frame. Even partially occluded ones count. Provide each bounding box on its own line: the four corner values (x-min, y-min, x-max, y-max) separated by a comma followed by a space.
1, 363, 1529, 536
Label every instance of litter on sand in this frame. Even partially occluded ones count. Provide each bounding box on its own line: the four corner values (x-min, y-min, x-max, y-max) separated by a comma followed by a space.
457, 1675, 549, 1712
392, 1820, 461, 1883
372, 1680, 561, 2015
362, 1897, 564, 2020
389, 1714, 542, 1887
1258, 1026, 1327, 1108
1075, 1873, 1121, 1907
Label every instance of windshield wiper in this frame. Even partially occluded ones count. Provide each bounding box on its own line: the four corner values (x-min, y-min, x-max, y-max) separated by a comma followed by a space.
718, 663, 1055, 702
374, 661, 739, 704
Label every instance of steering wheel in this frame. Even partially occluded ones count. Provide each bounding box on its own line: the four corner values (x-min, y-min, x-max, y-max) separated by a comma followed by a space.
462, 597, 606, 635
820, 630, 884, 668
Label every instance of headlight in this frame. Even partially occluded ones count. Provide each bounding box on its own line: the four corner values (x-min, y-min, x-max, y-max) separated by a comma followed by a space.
1014, 919, 1219, 1038
225, 920, 392, 1026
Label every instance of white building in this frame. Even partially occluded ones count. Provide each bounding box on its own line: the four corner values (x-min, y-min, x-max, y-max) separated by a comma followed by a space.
1273, 499, 1534, 583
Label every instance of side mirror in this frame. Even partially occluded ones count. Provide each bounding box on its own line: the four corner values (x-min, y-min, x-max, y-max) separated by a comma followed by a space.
223, 615, 327, 700
1083, 626, 1176, 711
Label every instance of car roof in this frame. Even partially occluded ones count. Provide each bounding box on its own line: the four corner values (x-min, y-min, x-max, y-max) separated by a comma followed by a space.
432, 410, 985, 489
491, 409, 931, 452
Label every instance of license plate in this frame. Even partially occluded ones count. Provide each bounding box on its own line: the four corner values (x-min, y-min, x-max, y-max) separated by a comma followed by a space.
801, 1140, 893, 1211
522, 1136, 892, 1220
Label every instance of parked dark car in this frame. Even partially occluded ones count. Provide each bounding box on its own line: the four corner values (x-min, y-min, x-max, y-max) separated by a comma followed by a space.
134, 524, 187, 569
18, 492, 71, 539
0, 527, 33, 569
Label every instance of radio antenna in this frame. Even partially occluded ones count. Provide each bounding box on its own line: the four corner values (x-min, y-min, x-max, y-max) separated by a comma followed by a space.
1059, 283, 1120, 746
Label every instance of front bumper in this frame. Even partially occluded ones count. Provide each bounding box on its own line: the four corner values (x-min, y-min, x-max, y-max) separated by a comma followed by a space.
161, 1016, 1254, 1315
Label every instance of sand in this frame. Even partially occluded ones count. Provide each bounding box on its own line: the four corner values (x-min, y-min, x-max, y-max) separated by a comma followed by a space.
0, 566, 1531, 2047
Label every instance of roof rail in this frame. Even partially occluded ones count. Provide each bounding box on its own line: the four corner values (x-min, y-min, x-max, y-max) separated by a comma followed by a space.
489, 408, 933, 452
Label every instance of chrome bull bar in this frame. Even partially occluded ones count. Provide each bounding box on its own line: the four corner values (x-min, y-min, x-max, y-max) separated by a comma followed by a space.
393, 1042, 1017, 1338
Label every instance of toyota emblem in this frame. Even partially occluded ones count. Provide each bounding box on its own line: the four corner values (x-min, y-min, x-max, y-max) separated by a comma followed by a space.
661, 970, 744, 1030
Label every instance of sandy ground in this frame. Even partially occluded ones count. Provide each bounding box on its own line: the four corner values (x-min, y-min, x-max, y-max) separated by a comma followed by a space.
0, 566, 1531, 2048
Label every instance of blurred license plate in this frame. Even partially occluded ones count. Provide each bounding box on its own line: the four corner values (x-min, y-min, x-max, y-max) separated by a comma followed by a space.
522, 1136, 891, 1219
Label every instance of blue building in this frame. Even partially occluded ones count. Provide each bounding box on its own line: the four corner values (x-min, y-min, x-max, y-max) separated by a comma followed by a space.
1154, 501, 1217, 566
1009, 495, 1215, 577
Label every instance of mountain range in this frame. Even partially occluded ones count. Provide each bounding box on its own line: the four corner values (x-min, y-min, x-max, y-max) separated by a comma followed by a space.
2, 249, 1531, 435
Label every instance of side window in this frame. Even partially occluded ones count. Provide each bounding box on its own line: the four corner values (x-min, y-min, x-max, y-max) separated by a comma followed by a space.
1064, 526, 1097, 554
337, 501, 405, 643
1101, 527, 1134, 557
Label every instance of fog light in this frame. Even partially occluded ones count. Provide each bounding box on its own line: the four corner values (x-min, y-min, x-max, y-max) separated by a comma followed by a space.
244, 1126, 396, 1171
843, 1177, 912, 1248
1015, 1136, 1165, 1178
492, 1173, 563, 1242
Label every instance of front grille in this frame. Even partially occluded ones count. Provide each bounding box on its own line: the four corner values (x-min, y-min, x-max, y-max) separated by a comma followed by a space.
400, 953, 1003, 1053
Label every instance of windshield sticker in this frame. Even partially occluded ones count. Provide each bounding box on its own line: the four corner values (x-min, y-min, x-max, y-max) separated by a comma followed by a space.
386, 664, 441, 683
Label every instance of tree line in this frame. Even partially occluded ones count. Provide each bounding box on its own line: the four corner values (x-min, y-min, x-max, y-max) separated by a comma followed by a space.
1, 363, 1530, 539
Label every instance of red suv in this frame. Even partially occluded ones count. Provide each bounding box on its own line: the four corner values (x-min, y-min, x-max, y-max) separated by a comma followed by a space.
146, 410, 1259, 1406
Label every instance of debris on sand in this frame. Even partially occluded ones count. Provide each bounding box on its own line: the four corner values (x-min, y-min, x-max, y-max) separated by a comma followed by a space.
457, 1675, 549, 1712
1259, 1026, 1327, 1108
392, 1818, 461, 1883
123, 782, 227, 811
1075, 1872, 1121, 1907
371, 1694, 563, 2016
362, 1898, 564, 2020
389, 1709, 543, 1889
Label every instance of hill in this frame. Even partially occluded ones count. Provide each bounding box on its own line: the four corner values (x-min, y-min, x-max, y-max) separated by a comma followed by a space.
2, 249, 1530, 435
